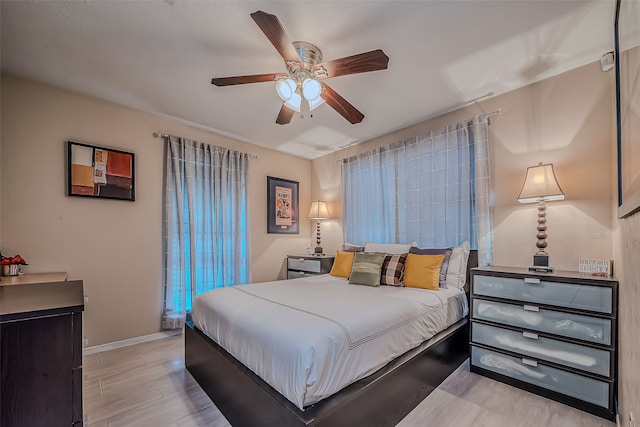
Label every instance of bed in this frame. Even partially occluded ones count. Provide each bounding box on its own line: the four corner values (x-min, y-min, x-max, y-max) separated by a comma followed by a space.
185, 248, 478, 427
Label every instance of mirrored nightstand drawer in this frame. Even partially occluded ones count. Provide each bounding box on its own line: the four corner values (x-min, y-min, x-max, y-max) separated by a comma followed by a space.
473, 275, 613, 314
287, 257, 322, 273
472, 322, 611, 377
471, 346, 611, 409
472, 298, 611, 346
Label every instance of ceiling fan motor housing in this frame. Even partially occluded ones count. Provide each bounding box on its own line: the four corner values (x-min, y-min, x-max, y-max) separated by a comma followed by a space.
292, 41, 323, 72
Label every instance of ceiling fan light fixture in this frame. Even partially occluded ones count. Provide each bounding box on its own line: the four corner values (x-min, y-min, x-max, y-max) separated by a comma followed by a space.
302, 78, 322, 101
211, 11, 389, 125
276, 78, 296, 101
308, 96, 325, 111
284, 92, 302, 112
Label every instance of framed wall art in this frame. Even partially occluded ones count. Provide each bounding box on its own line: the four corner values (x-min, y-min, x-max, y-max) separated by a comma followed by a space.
267, 176, 299, 234
67, 140, 135, 201
615, 0, 640, 218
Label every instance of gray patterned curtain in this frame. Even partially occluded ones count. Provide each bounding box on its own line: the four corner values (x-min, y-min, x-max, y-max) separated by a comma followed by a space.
342, 115, 493, 266
161, 135, 251, 329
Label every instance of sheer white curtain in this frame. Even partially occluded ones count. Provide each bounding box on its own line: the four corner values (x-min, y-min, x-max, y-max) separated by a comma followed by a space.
162, 135, 251, 329
342, 147, 397, 244
342, 115, 493, 265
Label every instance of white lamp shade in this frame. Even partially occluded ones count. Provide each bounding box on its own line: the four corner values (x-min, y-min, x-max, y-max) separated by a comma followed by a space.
308, 96, 326, 111
517, 163, 565, 204
276, 79, 296, 101
284, 92, 302, 112
302, 78, 322, 101
307, 201, 330, 219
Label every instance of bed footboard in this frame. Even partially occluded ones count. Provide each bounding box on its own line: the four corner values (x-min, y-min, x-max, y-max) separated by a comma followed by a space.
185, 320, 469, 427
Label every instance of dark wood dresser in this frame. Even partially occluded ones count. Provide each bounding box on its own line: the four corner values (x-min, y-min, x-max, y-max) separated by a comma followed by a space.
0, 273, 85, 426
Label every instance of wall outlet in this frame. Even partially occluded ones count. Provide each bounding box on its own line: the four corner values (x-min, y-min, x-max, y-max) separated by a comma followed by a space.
83, 295, 89, 303
83, 338, 89, 347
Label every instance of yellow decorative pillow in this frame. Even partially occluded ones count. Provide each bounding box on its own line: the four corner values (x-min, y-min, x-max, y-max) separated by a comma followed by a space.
329, 251, 355, 278
403, 253, 445, 290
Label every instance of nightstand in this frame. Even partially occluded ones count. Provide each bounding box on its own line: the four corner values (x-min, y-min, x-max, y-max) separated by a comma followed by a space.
286, 254, 335, 279
469, 266, 618, 421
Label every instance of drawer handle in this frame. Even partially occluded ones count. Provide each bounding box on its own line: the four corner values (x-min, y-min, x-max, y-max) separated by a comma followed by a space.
524, 277, 541, 284
521, 358, 538, 367
522, 331, 539, 340
299, 258, 305, 262
523, 305, 540, 312
300, 272, 306, 276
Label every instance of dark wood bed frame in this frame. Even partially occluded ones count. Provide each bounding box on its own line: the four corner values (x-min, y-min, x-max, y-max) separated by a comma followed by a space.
185, 251, 478, 427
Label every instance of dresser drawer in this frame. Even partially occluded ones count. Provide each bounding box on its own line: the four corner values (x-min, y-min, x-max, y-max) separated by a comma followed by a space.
287, 257, 322, 273
471, 322, 611, 377
473, 275, 613, 314
473, 299, 611, 346
471, 346, 611, 408
287, 270, 318, 279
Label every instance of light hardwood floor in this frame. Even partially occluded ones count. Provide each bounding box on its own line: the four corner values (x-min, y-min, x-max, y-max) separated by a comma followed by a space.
83, 334, 616, 427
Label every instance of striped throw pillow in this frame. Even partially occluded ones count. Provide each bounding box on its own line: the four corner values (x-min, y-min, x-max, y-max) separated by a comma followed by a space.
380, 253, 408, 286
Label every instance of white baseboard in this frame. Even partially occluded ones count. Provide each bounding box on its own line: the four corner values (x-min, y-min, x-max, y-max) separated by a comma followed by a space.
83, 329, 183, 355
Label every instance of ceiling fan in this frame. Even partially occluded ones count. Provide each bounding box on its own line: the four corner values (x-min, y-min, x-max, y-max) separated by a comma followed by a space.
211, 10, 389, 125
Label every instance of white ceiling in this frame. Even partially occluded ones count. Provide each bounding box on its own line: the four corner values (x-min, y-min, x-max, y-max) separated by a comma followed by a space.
1, 1, 616, 159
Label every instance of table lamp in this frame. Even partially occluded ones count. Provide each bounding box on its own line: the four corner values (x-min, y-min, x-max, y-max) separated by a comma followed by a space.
517, 163, 565, 272
307, 201, 330, 255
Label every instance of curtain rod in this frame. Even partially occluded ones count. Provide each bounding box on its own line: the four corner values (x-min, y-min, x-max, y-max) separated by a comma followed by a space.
486, 108, 503, 118
153, 131, 258, 160
333, 109, 502, 165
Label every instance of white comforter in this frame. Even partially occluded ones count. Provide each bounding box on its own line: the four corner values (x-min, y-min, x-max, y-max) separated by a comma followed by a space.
192, 274, 464, 410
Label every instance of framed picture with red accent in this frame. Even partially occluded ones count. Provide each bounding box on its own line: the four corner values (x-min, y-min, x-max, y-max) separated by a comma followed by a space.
267, 176, 298, 234
67, 140, 135, 201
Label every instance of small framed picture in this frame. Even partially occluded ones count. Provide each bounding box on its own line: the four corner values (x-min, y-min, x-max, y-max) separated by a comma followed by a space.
267, 176, 299, 234
67, 140, 135, 201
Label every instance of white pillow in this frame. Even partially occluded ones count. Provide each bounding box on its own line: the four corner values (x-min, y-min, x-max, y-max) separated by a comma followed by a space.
445, 240, 470, 289
364, 241, 416, 254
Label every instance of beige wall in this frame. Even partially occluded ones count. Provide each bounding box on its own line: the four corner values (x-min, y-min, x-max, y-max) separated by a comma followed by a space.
0, 74, 312, 346
312, 61, 614, 271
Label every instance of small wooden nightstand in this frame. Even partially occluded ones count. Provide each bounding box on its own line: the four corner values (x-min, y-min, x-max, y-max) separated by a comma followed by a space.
286, 254, 335, 279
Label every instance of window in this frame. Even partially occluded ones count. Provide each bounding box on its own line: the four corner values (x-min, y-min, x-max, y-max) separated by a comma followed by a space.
342, 116, 493, 265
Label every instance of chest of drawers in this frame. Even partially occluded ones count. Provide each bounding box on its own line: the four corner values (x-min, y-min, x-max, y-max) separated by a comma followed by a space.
286, 255, 334, 279
1, 274, 85, 426
469, 266, 617, 421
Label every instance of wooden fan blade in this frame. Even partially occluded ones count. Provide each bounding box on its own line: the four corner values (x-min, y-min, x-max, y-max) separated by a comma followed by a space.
314, 49, 389, 78
211, 73, 279, 86
320, 82, 364, 124
276, 104, 295, 125
250, 11, 302, 64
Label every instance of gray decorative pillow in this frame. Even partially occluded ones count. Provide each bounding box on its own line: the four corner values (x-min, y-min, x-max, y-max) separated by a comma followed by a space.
349, 252, 387, 287
409, 247, 453, 288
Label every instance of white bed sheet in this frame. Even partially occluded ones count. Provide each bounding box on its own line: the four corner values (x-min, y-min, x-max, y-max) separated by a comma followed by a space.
192, 274, 468, 410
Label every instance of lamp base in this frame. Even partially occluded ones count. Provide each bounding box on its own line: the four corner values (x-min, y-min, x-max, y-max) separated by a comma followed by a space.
314, 246, 324, 255
529, 253, 553, 273
529, 266, 554, 273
